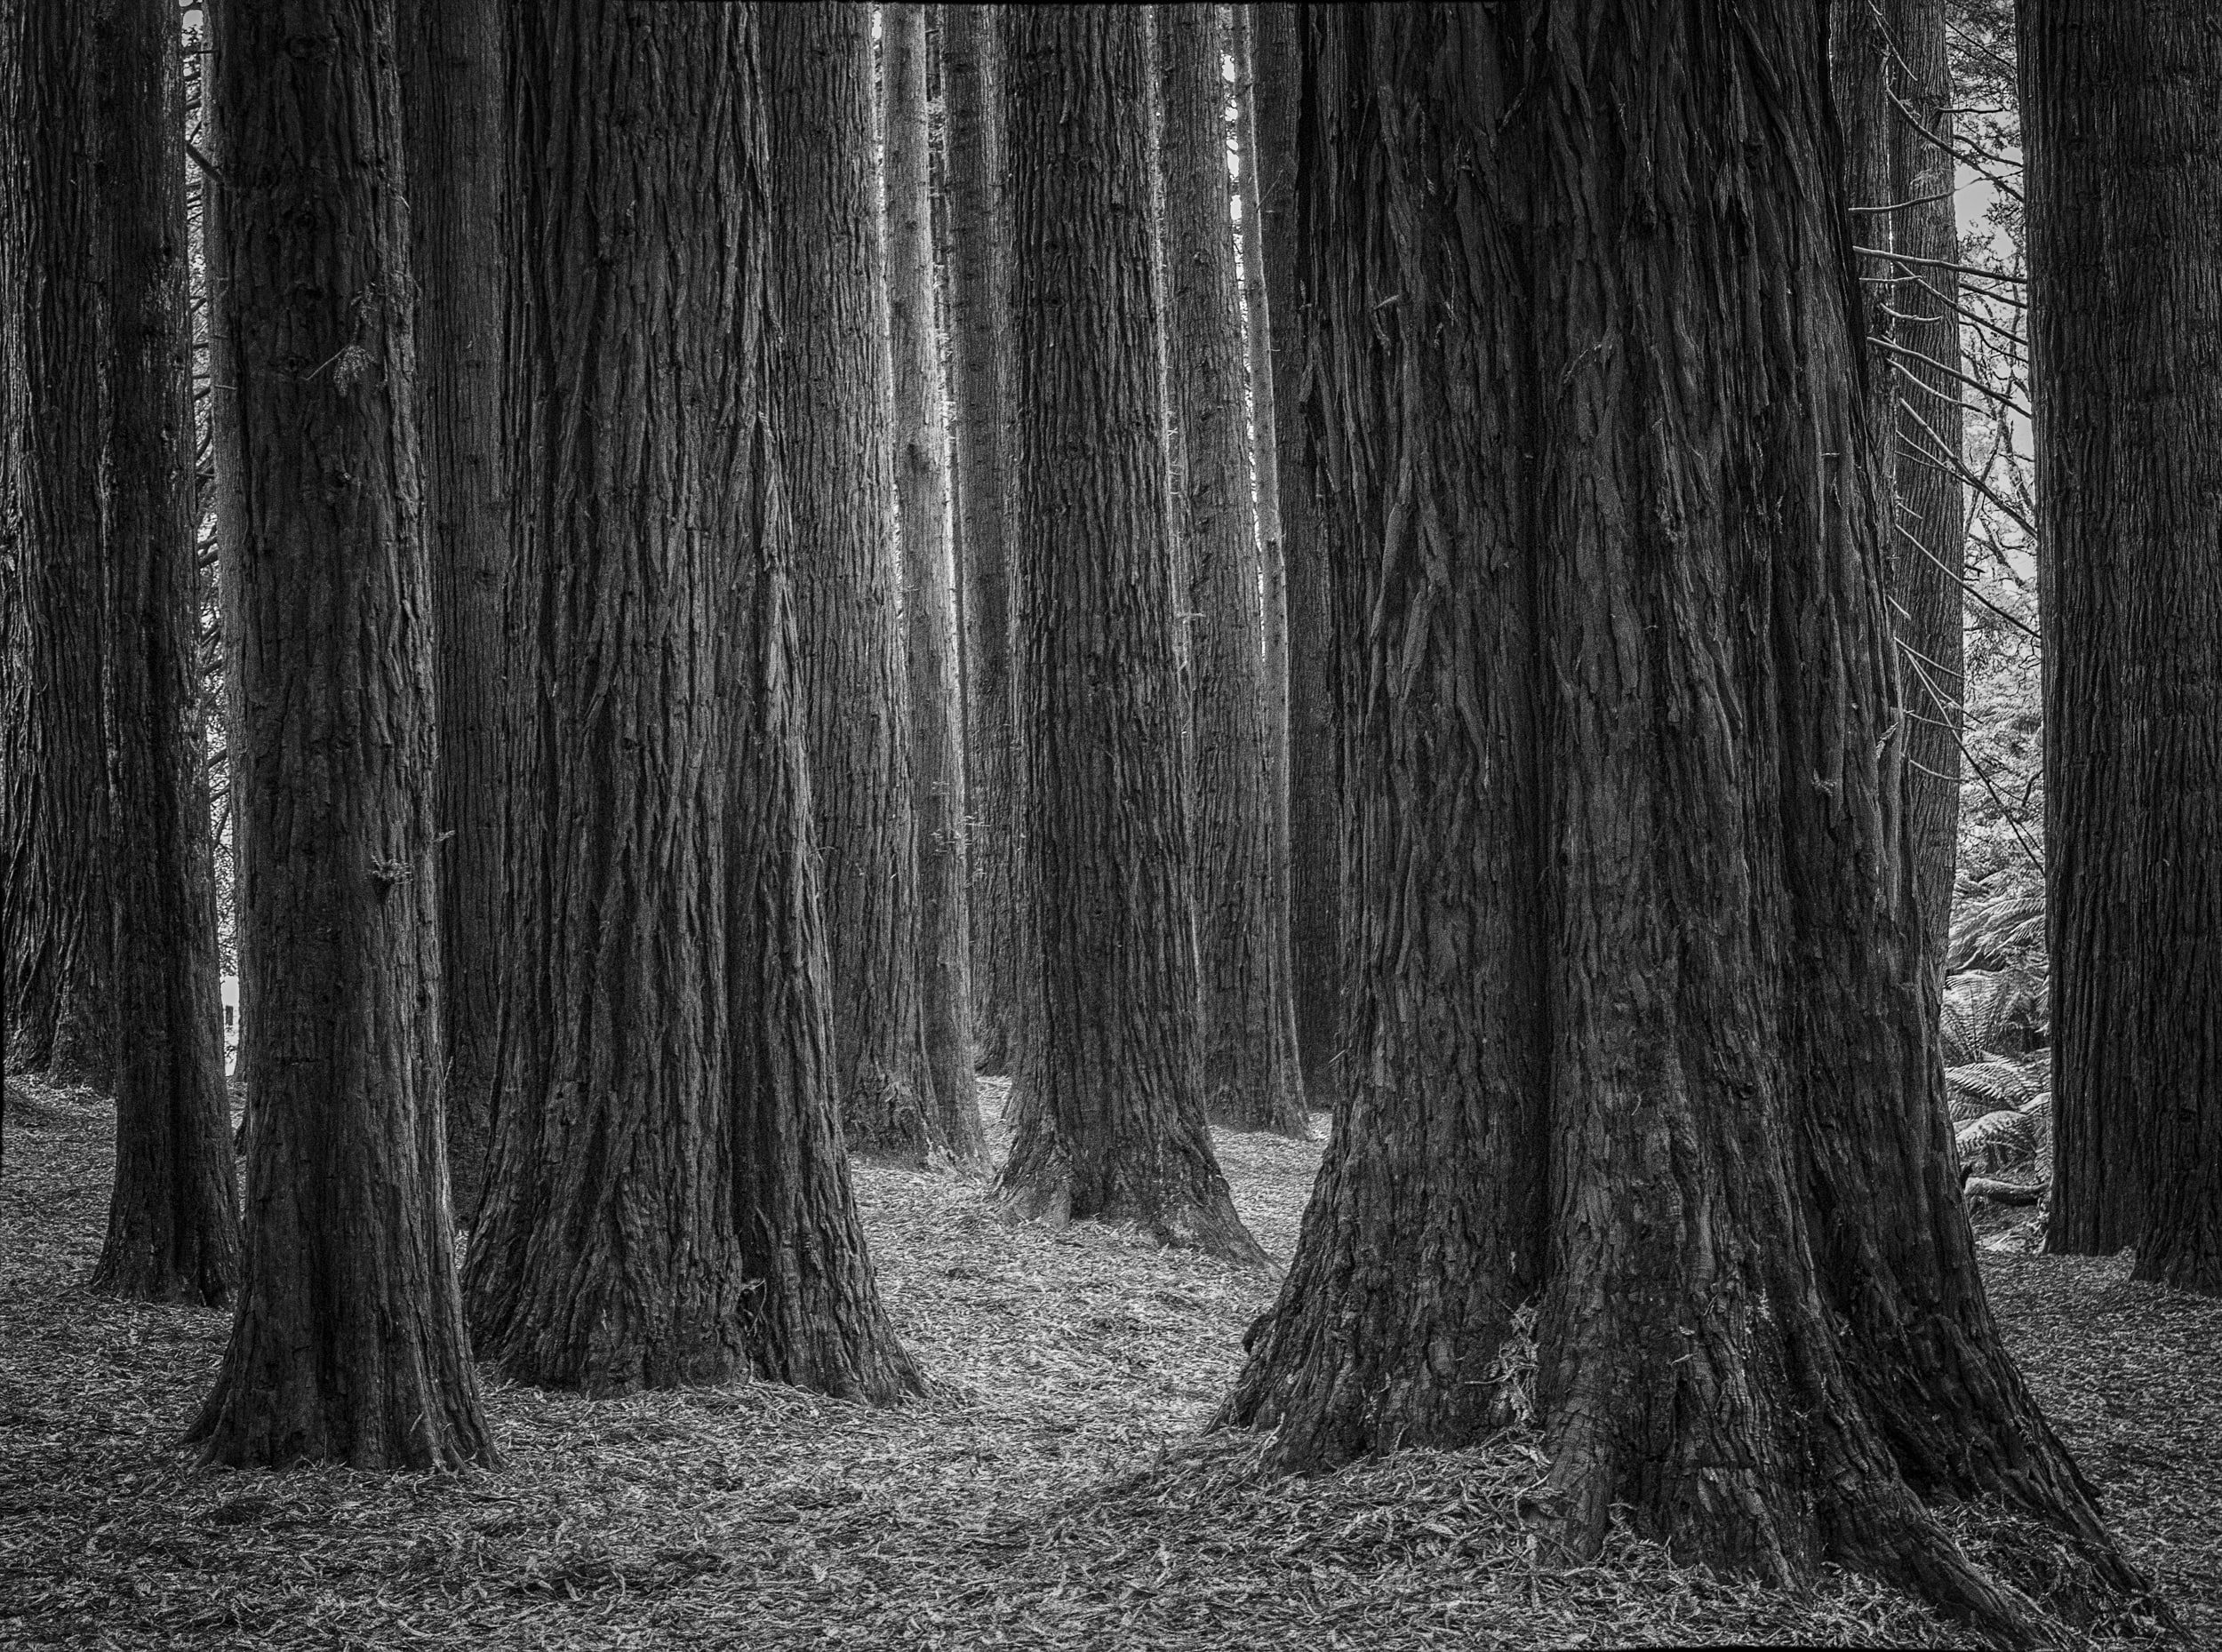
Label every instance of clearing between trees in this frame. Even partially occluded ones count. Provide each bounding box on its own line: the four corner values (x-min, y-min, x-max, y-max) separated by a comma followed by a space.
2, 1077, 2215, 1650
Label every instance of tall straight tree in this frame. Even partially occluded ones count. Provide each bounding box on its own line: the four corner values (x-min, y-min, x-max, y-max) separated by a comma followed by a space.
1, 0, 28, 1173
399, 0, 505, 1216
188, 0, 492, 1469
1222, 7, 2153, 1640
941, 3, 1021, 1080
1840, 0, 1965, 982
885, 1, 984, 1165
2026, 0, 2222, 1294
1249, 2, 1340, 1108
996, 4, 1263, 1264
764, 1, 940, 1163
465, 0, 920, 1402
87, 0, 241, 1305
6, 5, 113, 1090
1159, 3, 1304, 1137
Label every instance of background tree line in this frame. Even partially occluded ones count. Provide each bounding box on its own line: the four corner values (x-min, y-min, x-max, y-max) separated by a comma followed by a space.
1, 1, 2214, 1643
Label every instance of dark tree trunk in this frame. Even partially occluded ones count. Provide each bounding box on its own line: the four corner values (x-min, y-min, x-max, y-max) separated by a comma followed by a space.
0, 0, 23, 1175
764, 1, 940, 1164
87, 0, 241, 1306
400, 0, 505, 1219
1161, 3, 1305, 1138
995, 4, 1264, 1266
187, 0, 492, 1470
1886, 0, 1965, 984
464, 0, 920, 1403
1221, 8, 2153, 1641
2028, 0, 2222, 1295
942, 4, 1021, 1081
886, 2, 984, 1167
1251, 3, 1340, 1111
7, 4, 114, 1092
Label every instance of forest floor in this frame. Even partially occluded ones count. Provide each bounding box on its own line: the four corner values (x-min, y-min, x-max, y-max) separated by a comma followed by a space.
2, 1074, 2216, 1651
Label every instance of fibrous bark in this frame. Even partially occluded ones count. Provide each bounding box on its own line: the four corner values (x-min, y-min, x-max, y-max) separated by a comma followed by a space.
1160, 3, 1306, 1138
1221, 7, 2153, 1640
2027, 0, 2222, 1295
995, 4, 1264, 1266
886, 2, 984, 1166
1250, 3, 1341, 1110
0, 0, 26, 1170
88, 0, 241, 1306
400, 0, 505, 1217
464, 0, 920, 1403
188, 0, 492, 1469
6, 4, 114, 1091
765, 0, 940, 1162
942, 4, 1021, 1081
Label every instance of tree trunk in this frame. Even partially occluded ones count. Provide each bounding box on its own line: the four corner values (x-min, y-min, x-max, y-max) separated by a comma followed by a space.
463, 0, 921, 1404
942, 4, 1021, 1082
0, 0, 24, 1176
764, 1, 941, 1164
886, 2, 983, 1168
6, 4, 114, 1092
1251, 3, 1340, 1111
1886, 0, 1965, 986
995, 4, 1264, 1266
1160, 4, 1306, 1138
87, 0, 242, 1306
187, 0, 492, 1470
1231, 4, 1290, 864
2027, 0, 2222, 1295
400, 0, 505, 1219
1222, 8, 2153, 1641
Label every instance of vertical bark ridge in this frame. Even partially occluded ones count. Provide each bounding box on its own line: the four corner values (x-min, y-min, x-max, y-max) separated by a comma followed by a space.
995, 4, 1265, 1266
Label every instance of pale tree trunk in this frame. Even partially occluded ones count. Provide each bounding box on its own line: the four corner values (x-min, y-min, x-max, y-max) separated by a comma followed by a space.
940, 5, 1021, 1081
996, 4, 1264, 1265
464, 0, 921, 1402
1250, 3, 1340, 1111
765, 0, 941, 1164
188, 0, 492, 1470
1224, 8, 2155, 1642
2027, 0, 2222, 1295
88, 0, 241, 1306
1160, 3, 1305, 1137
885, 2, 984, 1166
400, 0, 506, 1217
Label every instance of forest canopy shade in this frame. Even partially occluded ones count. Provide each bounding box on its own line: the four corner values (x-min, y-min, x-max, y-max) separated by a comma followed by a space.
1220, 4, 2154, 1643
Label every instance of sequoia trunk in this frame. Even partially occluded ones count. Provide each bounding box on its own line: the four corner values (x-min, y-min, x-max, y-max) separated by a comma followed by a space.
1251, 3, 1340, 1109
400, 0, 506, 1217
940, 5, 1020, 1081
88, 0, 242, 1305
765, 1, 940, 1162
995, 5, 1263, 1265
7, 4, 113, 1090
2026, 0, 2222, 1294
463, 0, 920, 1402
885, 2, 984, 1166
188, 0, 492, 1469
1222, 7, 2151, 1640
1160, 3, 1306, 1137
